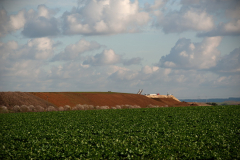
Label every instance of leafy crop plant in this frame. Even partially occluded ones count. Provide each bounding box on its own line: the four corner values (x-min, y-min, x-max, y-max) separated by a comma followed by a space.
0, 105, 239, 159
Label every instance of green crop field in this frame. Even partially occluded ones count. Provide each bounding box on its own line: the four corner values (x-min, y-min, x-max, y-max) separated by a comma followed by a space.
1, 106, 239, 159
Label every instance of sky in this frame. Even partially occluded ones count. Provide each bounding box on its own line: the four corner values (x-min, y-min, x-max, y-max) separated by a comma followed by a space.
0, 0, 240, 99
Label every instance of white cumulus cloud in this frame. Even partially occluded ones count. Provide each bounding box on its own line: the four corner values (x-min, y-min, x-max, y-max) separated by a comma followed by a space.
197, 19, 240, 37
155, 8, 214, 33
22, 5, 60, 38
159, 37, 222, 69
0, 37, 54, 61
0, 5, 60, 38
0, 9, 26, 37
83, 49, 121, 66
0, 38, 55, 85
62, 0, 150, 35
51, 39, 102, 61
214, 47, 240, 73
83, 49, 143, 66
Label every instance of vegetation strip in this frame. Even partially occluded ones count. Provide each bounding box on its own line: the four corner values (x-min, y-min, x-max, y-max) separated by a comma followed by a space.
0, 106, 239, 159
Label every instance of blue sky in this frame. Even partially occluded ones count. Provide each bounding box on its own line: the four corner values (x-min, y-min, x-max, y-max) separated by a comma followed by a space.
0, 0, 239, 99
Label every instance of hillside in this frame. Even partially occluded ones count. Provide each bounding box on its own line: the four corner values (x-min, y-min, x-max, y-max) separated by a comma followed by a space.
0, 92, 57, 109
1, 92, 195, 109
29, 92, 186, 108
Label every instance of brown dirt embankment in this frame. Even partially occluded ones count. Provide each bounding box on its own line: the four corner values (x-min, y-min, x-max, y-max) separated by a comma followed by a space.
29, 92, 169, 108
1, 92, 198, 109
0, 92, 57, 109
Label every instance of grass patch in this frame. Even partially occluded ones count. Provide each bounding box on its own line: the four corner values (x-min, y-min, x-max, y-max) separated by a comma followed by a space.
0, 106, 239, 159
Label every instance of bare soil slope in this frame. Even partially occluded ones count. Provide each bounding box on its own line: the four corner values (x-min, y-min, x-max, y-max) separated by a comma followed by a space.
30, 92, 170, 107
1, 92, 195, 109
0, 92, 57, 108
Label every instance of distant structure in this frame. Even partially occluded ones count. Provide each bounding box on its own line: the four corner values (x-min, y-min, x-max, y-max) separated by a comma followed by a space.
137, 89, 143, 95
145, 92, 181, 102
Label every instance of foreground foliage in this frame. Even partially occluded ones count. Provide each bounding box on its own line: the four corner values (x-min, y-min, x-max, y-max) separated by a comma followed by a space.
0, 106, 239, 159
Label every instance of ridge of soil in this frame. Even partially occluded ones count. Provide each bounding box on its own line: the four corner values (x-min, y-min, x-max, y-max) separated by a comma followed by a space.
1, 92, 198, 109
0, 92, 57, 109
29, 92, 169, 108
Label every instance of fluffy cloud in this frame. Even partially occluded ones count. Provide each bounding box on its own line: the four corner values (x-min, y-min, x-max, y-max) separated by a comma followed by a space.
83, 49, 142, 66
197, 4, 240, 37
83, 49, 121, 66
62, 0, 150, 35
154, 8, 214, 33
213, 47, 240, 73
109, 69, 138, 81
197, 19, 240, 37
0, 37, 54, 61
180, 0, 240, 14
0, 38, 56, 89
0, 9, 26, 37
159, 37, 222, 70
151, 0, 240, 35
108, 65, 160, 85
180, 0, 240, 37
0, 37, 54, 87
158, 36, 240, 74
22, 5, 60, 38
144, 0, 165, 11
22, 17, 59, 38
0, 5, 59, 38
25, 38, 55, 59
9, 10, 26, 31
141, 65, 159, 74
51, 39, 102, 61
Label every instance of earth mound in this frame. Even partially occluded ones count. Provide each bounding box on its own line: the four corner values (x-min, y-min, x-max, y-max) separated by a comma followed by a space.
0, 92, 57, 109
29, 92, 169, 108
1, 92, 198, 110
